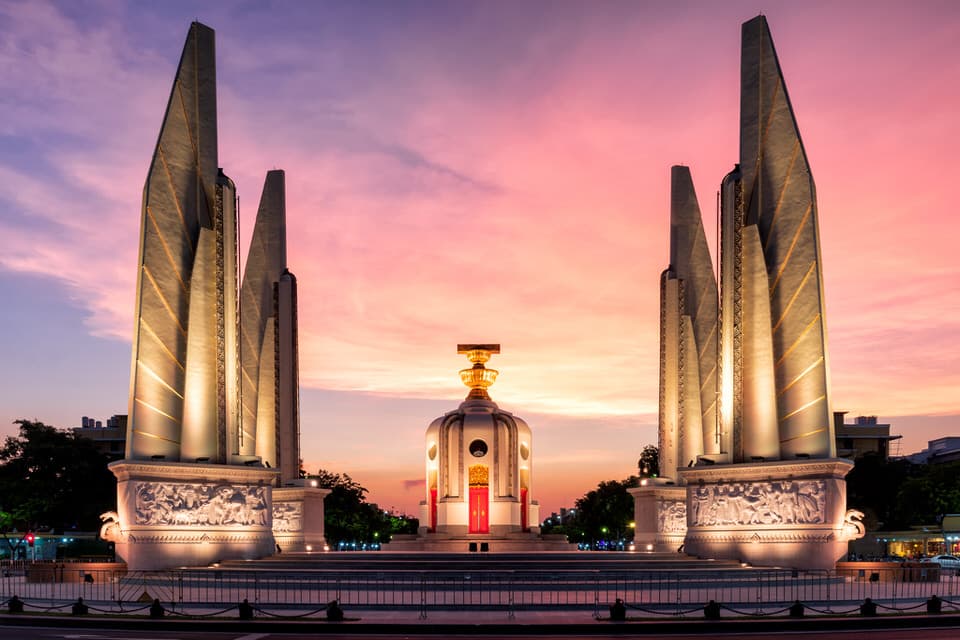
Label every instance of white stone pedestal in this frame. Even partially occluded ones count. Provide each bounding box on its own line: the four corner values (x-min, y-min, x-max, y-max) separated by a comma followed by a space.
272, 483, 330, 553
628, 480, 687, 552
106, 461, 280, 570
678, 459, 864, 570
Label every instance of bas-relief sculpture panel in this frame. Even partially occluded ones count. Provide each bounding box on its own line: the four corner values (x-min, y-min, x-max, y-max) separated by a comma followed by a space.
690, 480, 826, 527
272, 501, 303, 533
134, 482, 269, 526
657, 500, 687, 534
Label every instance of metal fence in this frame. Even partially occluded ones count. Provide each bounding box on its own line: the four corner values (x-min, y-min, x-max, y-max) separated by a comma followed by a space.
2, 563, 959, 619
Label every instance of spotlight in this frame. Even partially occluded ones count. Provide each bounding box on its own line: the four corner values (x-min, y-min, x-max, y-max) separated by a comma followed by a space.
150, 454, 165, 460
195, 457, 209, 463
795, 453, 811, 459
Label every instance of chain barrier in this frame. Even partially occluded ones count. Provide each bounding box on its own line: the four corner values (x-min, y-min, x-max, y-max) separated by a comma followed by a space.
4, 565, 960, 621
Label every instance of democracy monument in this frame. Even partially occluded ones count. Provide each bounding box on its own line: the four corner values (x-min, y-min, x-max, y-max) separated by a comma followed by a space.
630, 16, 864, 569
101, 16, 864, 571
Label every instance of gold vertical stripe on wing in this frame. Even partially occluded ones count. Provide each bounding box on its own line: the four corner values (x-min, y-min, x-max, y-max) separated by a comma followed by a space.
780, 427, 826, 445
139, 319, 185, 371
137, 360, 185, 399
134, 397, 180, 424
144, 205, 189, 296
155, 145, 196, 257
131, 427, 180, 445
176, 83, 199, 159
777, 356, 824, 398
693, 275, 714, 321
700, 362, 718, 391
241, 364, 258, 390
142, 266, 188, 338
702, 397, 718, 416
779, 394, 825, 422
758, 81, 782, 162
697, 327, 717, 361
762, 140, 801, 250
774, 313, 821, 370
771, 262, 817, 335
768, 203, 813, 295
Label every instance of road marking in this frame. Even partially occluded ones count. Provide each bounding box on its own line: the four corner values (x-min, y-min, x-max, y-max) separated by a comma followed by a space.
234, 635, 270, 640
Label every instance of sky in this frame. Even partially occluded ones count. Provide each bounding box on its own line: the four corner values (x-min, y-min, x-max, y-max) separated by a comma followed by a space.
1, 0, 959, 519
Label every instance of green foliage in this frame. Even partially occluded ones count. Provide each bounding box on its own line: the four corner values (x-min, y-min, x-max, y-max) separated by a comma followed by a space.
311, 469, 417, 546
544, 475, 639, 546
846, 455, 960, 530
0, 420, 115, 541
638, 444, 659, 477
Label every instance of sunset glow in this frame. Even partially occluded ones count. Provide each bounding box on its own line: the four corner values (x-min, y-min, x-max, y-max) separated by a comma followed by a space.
2, 1, 958, 517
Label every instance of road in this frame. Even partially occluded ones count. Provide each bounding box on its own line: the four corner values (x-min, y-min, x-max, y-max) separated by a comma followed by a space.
4, 624, 960, 640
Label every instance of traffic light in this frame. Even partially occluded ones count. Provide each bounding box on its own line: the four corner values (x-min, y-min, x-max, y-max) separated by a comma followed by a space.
25, 533, 35, 547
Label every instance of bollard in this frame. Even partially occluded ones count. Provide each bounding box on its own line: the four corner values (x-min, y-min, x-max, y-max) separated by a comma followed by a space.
7, 595, 24, 614
789, 600, 804, 618
149, 598, 165, 619
609, 598, 626, 621
860, 597, 877, 616
71, 597, 89, 616
927, 595, 942, 614
704, 600, 721, 620
326, 599, 344, 621
239, 598, 254, 620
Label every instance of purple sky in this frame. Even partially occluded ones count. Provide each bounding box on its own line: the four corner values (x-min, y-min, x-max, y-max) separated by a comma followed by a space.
2, 1, 959, 516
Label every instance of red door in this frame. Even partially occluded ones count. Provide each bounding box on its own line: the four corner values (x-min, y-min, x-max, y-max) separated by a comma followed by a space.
429, 488, 438, 532
469, 487, 489, 533
520, 487, 528, 531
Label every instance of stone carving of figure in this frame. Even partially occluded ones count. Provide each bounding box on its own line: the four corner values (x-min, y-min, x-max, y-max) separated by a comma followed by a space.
797, 482, 824, 523
691, 486, 711, 526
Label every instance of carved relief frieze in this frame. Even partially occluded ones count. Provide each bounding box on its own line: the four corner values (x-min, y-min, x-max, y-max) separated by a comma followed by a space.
272, 500, 304, 533
657, 500, 687, 534
133, 481, 269, 527
689, 479, 826, 527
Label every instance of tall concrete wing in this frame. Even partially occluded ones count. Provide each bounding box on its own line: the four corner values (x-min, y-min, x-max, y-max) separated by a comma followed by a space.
739, 16, 834, 458
670, 167, 720, 458
127, 23, 219, 461
276, 269, 302, 483
240, 171, 295, 475
659, 166, 719, 479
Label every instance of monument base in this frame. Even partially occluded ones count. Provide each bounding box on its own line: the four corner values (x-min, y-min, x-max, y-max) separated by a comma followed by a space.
678, 459, 864, 570
628, 480, 687, 552
105, 461, 280, 571
272, 483, 331, 553
388, 529, 574, 552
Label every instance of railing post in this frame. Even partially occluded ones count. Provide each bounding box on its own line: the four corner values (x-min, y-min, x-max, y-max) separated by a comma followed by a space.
419, 574, 427, 620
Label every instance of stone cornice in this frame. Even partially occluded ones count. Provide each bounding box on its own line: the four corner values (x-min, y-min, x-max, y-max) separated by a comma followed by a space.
678, 458, 853, 484
109, 460, 280, 484
628, 485, 686, 500
273, 487, 331, 500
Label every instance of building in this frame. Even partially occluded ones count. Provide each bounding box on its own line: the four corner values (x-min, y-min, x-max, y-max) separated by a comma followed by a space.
905, 437, 960, 465
73, 415, 127, 460
834, 412, 902, 460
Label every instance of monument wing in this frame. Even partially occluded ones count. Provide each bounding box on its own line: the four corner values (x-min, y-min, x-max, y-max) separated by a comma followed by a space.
739, 16, 833, 458
128, 23, 219, 460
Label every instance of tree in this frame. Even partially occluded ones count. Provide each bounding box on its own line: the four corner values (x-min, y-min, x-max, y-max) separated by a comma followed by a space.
544, 476, 639, 547
310, 469, 417, 546
638, 445, 659, 478
0, 420, 116, 554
